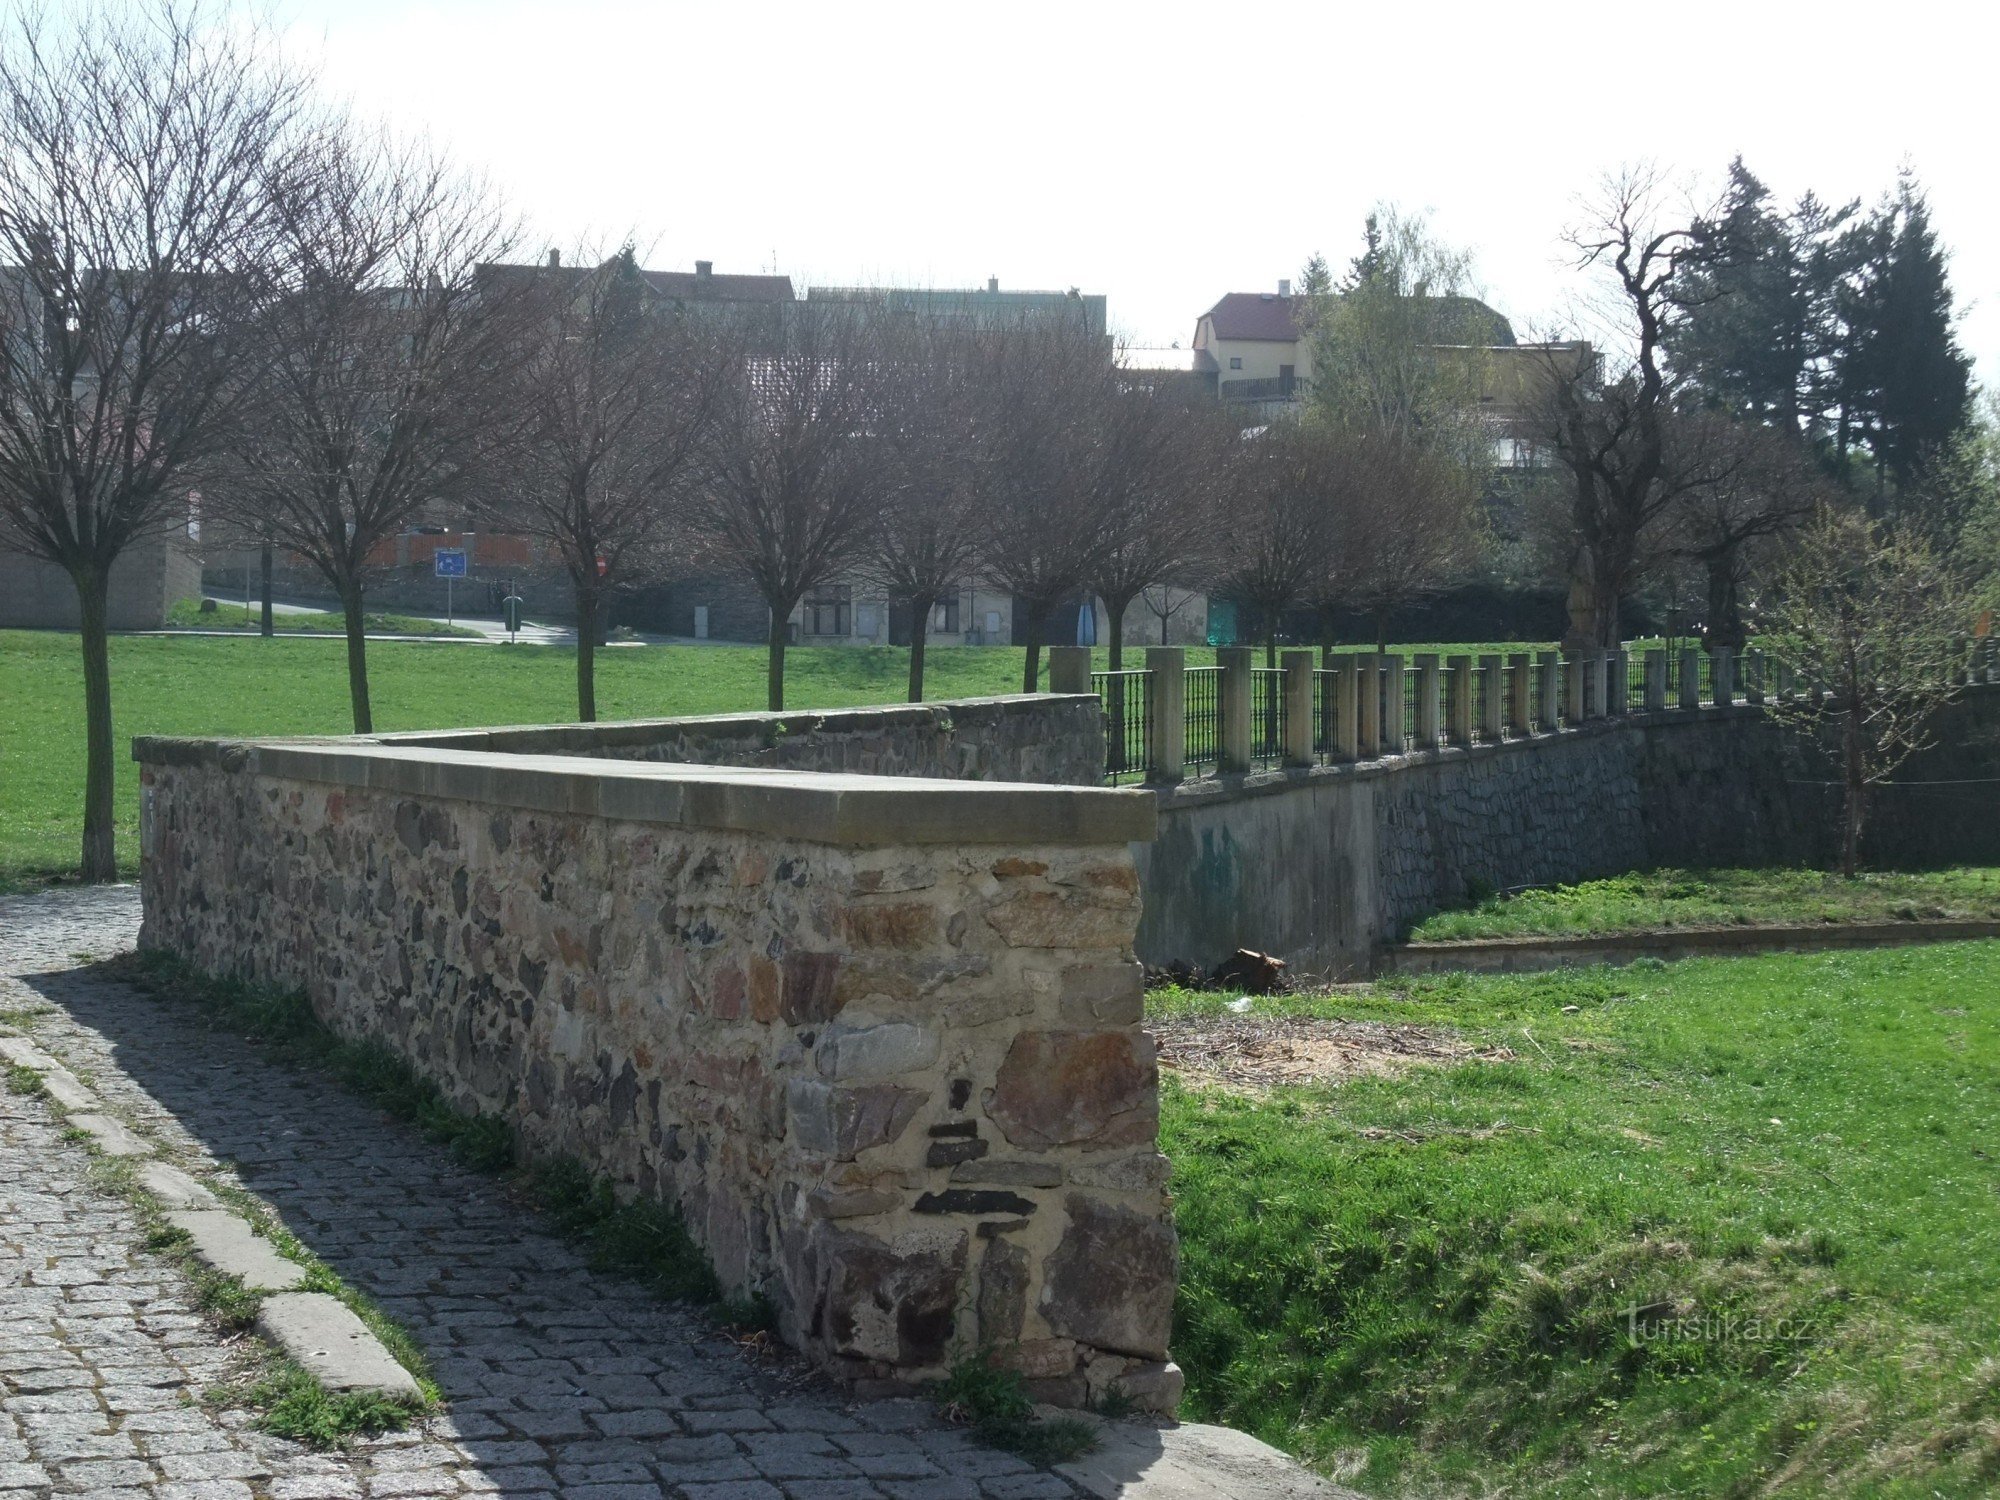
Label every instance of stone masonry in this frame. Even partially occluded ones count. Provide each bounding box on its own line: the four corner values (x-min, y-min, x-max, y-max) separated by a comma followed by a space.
132, 739, 1176, 1412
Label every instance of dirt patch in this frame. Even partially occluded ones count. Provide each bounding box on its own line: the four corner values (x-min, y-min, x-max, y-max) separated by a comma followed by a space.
1151, 1013, 1515, 1091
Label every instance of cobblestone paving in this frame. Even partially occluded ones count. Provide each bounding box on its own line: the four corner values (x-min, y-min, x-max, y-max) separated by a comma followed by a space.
1, 887, 1083, 1500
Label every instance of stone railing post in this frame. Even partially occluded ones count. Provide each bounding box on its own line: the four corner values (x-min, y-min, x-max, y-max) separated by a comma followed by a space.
1414, 653, 1441, 750
1713, 645, 1737, 707
1446, 655, 1473, 745
1379, 653, 1406, 753
1480, 653, 1506, 740
1538, 650, 1562, 730
1564, 654, 1588, 723
1282, 649, 1316, 766
1217, 646, 1253, 773
1355, 652, 1381, 758
1774, 657, 1794, 699
1145, 647, 1185, 783
1744, 648, 1765, 705
1678, 647, 1702, 709
1507, 653, 1532, 735
1048, 645, 1092, 696
1330, 655, 1359, 760
1606, 650, 1628, 716
1643, 649, 1667, 711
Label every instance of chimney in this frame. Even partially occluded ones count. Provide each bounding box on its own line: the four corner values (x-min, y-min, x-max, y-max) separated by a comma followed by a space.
987, 276, 999, 293
1278, 278, 1291, 297
547, 248, 560, 268
695, 260, 713, 278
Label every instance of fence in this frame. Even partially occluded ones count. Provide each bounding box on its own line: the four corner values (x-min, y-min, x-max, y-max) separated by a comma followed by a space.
1060, 640, 2000, 786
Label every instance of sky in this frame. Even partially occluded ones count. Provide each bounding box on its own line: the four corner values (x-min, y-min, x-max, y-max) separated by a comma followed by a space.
276, 0, 1996, 387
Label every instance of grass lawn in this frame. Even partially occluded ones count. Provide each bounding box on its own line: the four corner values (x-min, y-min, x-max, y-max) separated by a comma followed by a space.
1409, 867, 2000, 941
163, 598, 479, 637
0, 629, 1553, 888
1158, 940, 2000, 1497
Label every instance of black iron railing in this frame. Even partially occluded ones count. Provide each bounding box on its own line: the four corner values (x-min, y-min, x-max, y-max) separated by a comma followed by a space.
1184, 665, 1223, 771
1250, 667, 1286, 764
1091, 669, 1152, 784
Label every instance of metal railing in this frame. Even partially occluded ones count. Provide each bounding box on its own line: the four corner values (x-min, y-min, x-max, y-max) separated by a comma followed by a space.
1184, 665, 1223, 771
1313, 668, 1337, 755
1250, 667, 1286, 765
1091, 669, 1152, 785
1470, 664, 1492, 742
1399, 667, 1418, 748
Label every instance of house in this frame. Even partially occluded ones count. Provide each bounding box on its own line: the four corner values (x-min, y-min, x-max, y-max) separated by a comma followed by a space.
1, 533, 202, 630
805, 279, 1108, 344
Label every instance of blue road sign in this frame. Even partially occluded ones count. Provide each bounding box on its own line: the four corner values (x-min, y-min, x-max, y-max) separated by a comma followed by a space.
434, 548, 468, 579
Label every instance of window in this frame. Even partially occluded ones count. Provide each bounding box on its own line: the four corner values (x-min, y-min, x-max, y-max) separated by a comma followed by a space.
803, 585, 851, 637
1228, 356, 1242, 370
934, 595, 960, 633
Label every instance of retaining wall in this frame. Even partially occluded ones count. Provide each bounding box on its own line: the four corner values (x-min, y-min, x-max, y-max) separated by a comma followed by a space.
134, 736, 1177, 1410
1135, 688, 2000, 977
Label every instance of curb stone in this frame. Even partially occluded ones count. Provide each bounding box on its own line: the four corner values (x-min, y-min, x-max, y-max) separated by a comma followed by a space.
257, 1293, 424, 1399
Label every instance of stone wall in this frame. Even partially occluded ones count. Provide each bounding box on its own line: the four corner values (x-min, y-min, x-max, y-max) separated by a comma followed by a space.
1135, 688, 2000, 977
134, 739, 1177, 1409
374, 695, 1106, 789
1, 535, 202, 630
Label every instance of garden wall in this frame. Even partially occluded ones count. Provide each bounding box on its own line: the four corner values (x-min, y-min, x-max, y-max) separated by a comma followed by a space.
133, 737, 1178, 1410
1135, 687, 2000, 977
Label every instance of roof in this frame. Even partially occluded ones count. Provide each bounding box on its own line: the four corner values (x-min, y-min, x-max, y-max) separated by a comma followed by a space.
642, 269, 794, 303
1198, 291, 1518, 347
1200, 293, 1303, 343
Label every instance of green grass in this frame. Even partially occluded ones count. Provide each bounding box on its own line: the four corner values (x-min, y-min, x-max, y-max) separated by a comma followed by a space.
0, 629, 1554, 888
164, 597, 480, 637
932, 1352, 1101, 1466
1409, 866, 2000, 942
1160, 941, 2000, 1497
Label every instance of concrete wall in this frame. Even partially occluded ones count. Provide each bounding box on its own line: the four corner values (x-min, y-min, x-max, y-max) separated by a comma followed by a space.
375, 695, 1107, 788
1134, 688, 2000, 978
134, 737, 1178, 1410
1, 536, 202, 630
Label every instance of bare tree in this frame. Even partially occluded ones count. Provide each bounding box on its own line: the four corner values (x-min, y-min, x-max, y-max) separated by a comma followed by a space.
860, 316, 983, 702
691, 299, 881, 711
1219, 421, 1344, 665
966, 324, 1119, 691
1324, 430, 1484, 649
1086, 383, 1227, 671
225, 128, 517, 732
1663, 414, 1823, 650
0, 3, 309, 880
488, 247, 733, 721
1763, 505, 1976, 876
1540, 167, 1714, 649
1141, 584, 1202, 646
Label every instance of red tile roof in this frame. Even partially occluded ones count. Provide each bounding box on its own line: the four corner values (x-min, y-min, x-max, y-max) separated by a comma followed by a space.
1201, 293, 1303, 343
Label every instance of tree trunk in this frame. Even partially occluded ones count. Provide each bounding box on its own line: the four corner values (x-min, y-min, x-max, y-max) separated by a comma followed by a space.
1841, 708, 1866, 878
1562, 553, 1618, 652
1374, 611, 1390, 653
907, 599, 930, 703
574, 579, 598, 723
259, 544, 273, 637
339, 578, 374, 734
74, 567, 118, 883
1704, 553, 1747, 652
1103, 590, 1138, 673
1019, 602, 1047, 693
767, 605, 789, 711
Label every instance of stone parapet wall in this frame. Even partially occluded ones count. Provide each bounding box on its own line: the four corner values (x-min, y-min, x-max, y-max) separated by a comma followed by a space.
373, 695, 1107, 789
135, 738, 1176, 1409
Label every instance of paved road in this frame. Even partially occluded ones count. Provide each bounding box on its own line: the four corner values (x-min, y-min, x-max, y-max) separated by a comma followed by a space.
0, 887, 1081, 1500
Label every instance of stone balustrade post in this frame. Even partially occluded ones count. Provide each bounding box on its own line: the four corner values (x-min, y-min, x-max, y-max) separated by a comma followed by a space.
1643, 649, 1667, 711
1379, 653, 1406, 753
1507, 653, 1532, 735
1218, 646, 1253, 773
1774, 657, 1794, 699
1446, 655, 1473, 746
1564, 654, 1588, 723
1479, 654, 1506, 740
1353, 652, 1380, 759
1330, 655, 1359, 760
1414, 653, 1441, 750
1678, 647, 1702, 709
1744, 649, 1765, 705
1282, 649, 1316, 766
1713, 646, 1737, 707
1145, 647, 1185, 783
1538, 650, 1562, 730
1607, 650, 1629, 716
1048, 645, 1092, 696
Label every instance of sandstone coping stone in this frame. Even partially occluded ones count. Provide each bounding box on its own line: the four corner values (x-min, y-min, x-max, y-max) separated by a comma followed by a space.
257, 1293, 422, 1398
132, 739, 1156, 847
166, 1210, 307, 1292
135, 1161, 223, 1211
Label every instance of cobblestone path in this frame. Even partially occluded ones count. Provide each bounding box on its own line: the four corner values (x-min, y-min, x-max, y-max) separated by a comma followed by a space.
1, 887, 1082, 1500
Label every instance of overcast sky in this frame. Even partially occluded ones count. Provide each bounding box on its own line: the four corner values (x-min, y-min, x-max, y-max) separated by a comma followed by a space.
281, 0, 1995, 387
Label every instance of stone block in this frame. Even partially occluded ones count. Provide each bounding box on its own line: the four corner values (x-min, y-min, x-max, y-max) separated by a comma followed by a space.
1056, 963, 1143, 1026
815, 1023, 940, 1083
820, 1231, 965, 1367
166, 1212, 305, 1293
255, 1293, 421, 1399
986, 1032, 1157, 1151
786, 1080, 927, 1161
1039, 1196, 1178, 1361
